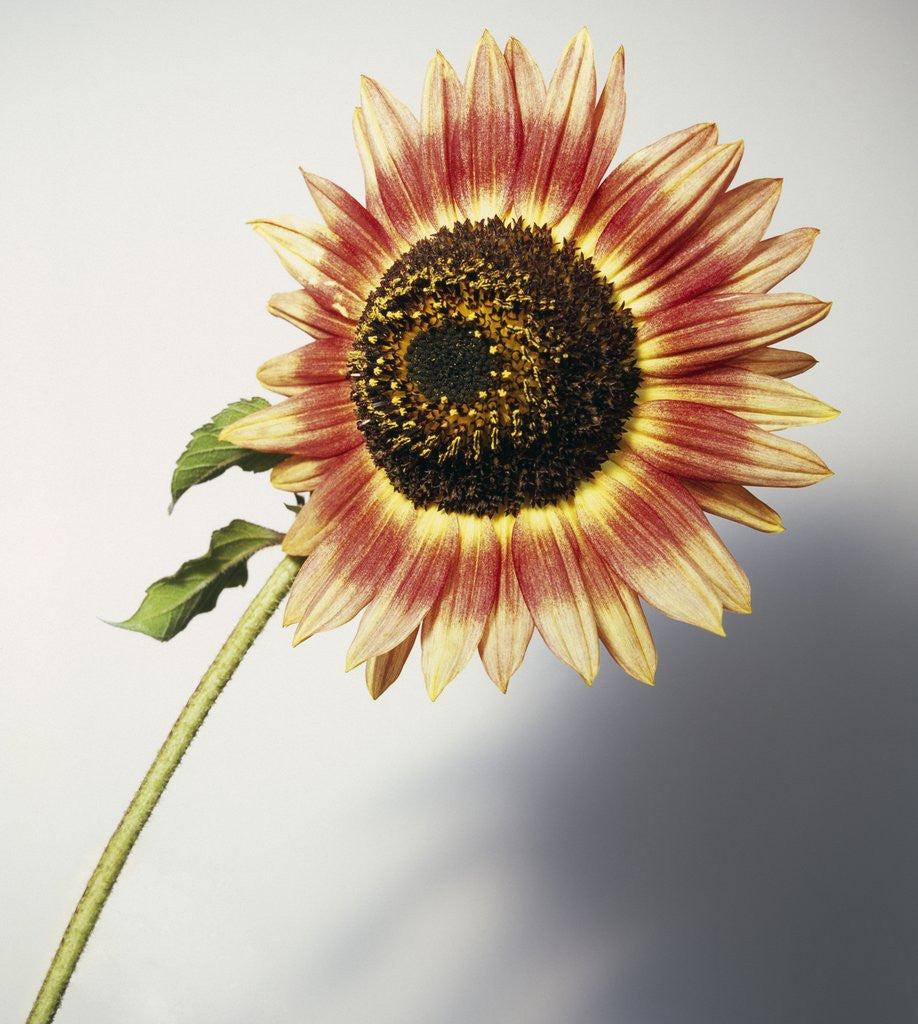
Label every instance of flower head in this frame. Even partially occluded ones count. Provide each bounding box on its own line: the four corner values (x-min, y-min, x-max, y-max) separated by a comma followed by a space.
222, 30, 836, 699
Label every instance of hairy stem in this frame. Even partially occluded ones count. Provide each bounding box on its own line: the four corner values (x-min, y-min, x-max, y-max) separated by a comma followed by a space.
26, 554, 302, 1024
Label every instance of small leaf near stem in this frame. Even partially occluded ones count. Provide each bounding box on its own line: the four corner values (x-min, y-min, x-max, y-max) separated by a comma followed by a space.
112, 520, 284, 641
169, 397, 285, 511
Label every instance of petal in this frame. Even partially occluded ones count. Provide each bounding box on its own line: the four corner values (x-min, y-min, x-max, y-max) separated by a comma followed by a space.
256, 338, 351, 395
346, 508, 459, 669
219, 382, 362, 458
452, 30, 522, 220
640, 367, 839, 431
366, 628, 418, 700
359, 76, 435, 241
624, 178, 782, 315
504, 37, 546, 138
283, 447, 375, 556
634, 292, 831, 377
553, 46, 626, 238
624, 399, 833, 487
267, 289, 358, 341
573, 122, 719, 256
717, 227, 819, 295
727, 346, 818, 379
512, 504, 599, 684
478, 515, 535, 692
301, 170, 401, 270
576, 535, 657, 684
421, 515, 500, 700
270, 455, 327, 493
574, 470, 724, 634
682, 479, 783, 533
614, 452, 751, 613
595, 140, 744, 290
352, 107, 410, 248
514, 28, 597, 227
285, 474, 416, 642
253, 218, 372, 314
420, 52, 464, 228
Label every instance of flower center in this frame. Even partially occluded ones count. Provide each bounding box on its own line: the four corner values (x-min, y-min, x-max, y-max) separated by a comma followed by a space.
350, 217, 639, 516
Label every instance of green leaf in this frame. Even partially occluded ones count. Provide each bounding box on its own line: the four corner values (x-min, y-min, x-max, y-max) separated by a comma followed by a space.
112, 520, 285, 641
169, 397, 285, 510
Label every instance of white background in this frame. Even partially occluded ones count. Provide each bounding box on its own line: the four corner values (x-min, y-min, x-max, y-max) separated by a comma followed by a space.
3, 0, 916, 1021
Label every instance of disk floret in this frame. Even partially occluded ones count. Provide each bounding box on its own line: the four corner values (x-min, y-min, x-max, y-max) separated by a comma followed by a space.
350, 217, 639, 515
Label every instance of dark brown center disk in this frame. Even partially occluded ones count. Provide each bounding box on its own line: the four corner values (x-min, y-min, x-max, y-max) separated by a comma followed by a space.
350, 217, 639, 516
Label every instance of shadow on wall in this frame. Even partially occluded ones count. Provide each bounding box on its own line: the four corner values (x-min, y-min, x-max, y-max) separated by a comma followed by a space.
278, 511, 918, 1024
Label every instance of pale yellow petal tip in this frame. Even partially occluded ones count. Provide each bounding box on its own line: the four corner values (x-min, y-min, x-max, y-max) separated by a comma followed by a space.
344, 650, 365, 673
281, 540, 308, 560
217, 424, 239, 444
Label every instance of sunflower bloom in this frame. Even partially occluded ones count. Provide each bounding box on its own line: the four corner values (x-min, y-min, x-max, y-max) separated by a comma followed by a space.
222, 29, 836, 699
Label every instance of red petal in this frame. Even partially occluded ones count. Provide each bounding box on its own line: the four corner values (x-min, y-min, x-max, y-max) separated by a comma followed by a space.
640, 366, 838, 431
625, 178, 782, 314
504, 37, 546, 139
572, 122, 718, 256
253, 218, 373, 313
420, 52, 464, 227
421, 515, 500, 699
359, 76, 434, 241
576, 536, 656, 684
267, 289, 357, 341
301, 171, 400, 269
615, 453, 751, 613
347, 508, 459, 669
574, 471, 724, 634
682, 479, 783, 533
256, 338, 351, 395
285, 475, 416, 641
717, 227, 819, 295
514, 29, 596, 227
478, 515, 534, 692
452, 30, 522, 220
634, 292, 831, 377
625, 400, 832, 487
727, 346, 818, 379
595, 140, 744, 290
283, 447, 375, 556
512, 505, 599, 683
352, 107, 410, 249
553, 46, 626, 237
366, 628, 418, 699
219, 382, 361, 458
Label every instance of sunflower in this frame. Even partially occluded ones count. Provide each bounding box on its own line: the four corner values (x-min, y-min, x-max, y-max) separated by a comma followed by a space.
221, 29, 836, 700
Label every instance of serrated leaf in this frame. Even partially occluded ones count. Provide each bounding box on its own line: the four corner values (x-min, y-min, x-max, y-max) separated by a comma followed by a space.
170, 397, 285, 510
112, 520, 285, 641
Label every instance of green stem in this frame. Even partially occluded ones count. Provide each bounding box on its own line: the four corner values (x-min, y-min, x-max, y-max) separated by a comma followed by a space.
26, 554, 302, 1024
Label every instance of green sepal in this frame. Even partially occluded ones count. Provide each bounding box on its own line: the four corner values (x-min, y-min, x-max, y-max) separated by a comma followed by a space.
111, 520, 285, 641
169, 397, 285, 511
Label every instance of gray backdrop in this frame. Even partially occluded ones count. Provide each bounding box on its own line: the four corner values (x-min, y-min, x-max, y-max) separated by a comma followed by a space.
3, 0, 916, 1021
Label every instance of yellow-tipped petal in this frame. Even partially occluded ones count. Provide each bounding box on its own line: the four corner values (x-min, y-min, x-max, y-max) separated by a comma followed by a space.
421, 515, 499, 700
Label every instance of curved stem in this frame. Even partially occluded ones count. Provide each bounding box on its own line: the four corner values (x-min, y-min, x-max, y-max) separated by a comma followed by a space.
26, 554, 303, 1024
